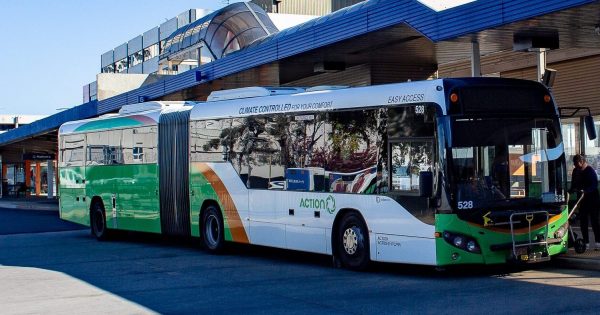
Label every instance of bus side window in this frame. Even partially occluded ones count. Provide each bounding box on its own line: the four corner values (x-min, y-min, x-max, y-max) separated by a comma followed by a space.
86, 132, 106, 165
61, 134, 85, 167
243, 116, 285, 190
190, 119, 231, 163
107, 130, 123, 165
323, 109, 379, 194
284, 113, 327, 192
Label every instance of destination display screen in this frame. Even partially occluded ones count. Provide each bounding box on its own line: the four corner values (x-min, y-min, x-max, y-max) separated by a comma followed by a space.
449, 86, 552, 115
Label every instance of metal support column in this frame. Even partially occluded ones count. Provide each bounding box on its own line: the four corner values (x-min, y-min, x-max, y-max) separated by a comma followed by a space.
47, 160, 54, 199
24, 160, 31, 197
471, 41, 481, 77
35, 161, 41, 196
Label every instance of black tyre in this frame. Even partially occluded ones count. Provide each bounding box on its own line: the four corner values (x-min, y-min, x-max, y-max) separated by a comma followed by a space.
336, 212, 370, 270
90, 201, 110, 241
201, 204, 225, 253
575, 238, 587, 254
568, 232, 578, 248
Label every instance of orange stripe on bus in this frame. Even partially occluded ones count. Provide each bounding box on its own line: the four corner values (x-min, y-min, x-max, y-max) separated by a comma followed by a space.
197, 163, 249, 244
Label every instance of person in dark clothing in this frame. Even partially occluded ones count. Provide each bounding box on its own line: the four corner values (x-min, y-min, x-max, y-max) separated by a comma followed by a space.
570, 154, 600, 250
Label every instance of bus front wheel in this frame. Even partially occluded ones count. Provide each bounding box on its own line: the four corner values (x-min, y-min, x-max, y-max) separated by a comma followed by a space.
90, 201, 110, 241
201, 204, 225, 253
336, 212, 370, 270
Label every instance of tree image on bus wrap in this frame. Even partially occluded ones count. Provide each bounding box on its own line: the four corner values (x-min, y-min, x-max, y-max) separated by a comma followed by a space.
201, 110, 379, 194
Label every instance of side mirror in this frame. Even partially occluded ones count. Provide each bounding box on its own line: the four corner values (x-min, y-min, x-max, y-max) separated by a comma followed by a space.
585, 115, 597, 140
419, 171, 434, 197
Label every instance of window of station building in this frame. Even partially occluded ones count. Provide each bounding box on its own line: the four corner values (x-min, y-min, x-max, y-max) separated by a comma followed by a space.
144, 44, 159, 61
115, 58, 128, 73
101, 64, 115, 73
129, 50, 144, 67
122, 126, 157, 164
160, 39, 168, 55
60, 134, 85, 167
190, 119, 232, 162
322, 110, 379, 194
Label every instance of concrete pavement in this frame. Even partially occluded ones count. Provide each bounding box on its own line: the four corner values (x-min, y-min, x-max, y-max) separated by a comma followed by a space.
0, 266, 157, 315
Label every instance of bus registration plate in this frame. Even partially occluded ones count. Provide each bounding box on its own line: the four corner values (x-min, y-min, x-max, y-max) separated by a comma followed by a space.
515, 247, 528, 261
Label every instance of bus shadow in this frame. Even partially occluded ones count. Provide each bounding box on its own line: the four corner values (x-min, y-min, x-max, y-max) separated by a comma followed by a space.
4, 230, 600, 314
102, 230, 548, 278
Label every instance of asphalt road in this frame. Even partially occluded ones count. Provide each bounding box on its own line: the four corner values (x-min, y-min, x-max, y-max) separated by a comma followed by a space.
0, 207, 85, 235
1, 207, 600, 314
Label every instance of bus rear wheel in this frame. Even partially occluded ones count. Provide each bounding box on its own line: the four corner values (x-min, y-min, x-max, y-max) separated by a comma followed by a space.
201, 204, 225, 253
336, 212, 370, 270
90, 201, 110, 241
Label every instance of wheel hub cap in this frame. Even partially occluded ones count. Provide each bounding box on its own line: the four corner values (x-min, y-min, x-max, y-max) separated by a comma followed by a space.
343, 227, 359, 255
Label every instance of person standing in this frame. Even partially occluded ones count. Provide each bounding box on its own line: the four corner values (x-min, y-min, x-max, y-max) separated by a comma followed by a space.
570, 154, 600, 250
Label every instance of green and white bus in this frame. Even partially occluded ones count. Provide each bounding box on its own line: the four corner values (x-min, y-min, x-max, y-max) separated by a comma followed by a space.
59, 77, 572, 269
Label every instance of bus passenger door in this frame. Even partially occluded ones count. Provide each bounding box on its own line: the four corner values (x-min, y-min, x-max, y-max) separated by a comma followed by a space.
121, 126, 160, 233
249, 189, 286, 248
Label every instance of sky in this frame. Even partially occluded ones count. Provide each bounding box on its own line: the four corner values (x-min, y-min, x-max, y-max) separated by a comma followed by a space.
0, 0, 244, 116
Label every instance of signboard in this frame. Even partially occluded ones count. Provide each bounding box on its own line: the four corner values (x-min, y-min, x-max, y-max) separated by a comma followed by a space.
23, 153, 55, 160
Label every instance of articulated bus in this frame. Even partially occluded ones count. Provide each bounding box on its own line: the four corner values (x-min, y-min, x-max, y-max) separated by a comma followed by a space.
59, 78, 572, 269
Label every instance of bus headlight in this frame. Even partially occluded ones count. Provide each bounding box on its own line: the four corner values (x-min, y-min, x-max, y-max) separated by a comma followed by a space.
554, 225, 568, 239
453, 236, 464, 247
466, 240, 479, 253
443, 231, 481, 254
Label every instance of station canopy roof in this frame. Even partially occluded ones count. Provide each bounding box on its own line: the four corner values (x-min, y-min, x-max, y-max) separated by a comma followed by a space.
160, 2, 278, 61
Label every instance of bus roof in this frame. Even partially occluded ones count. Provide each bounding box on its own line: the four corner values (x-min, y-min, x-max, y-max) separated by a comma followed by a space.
59, 78, 549, 135
59, 101, 194, 135
190, 79, 447, 121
